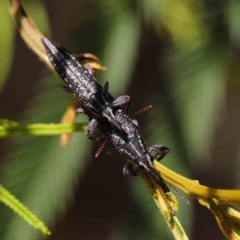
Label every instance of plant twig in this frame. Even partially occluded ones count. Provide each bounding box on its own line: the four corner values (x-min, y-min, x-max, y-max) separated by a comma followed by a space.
140, 170, 189, 240
0, 119, 87, 137
154, 161, 240, 240
9, 0, 106, 74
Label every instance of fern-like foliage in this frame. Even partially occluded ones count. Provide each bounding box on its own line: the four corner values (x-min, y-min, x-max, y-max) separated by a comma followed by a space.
0, 185, 50, 236
0, 77, 91, 240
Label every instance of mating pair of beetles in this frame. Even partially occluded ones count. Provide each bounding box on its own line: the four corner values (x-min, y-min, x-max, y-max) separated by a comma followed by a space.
42, 38, 172, 210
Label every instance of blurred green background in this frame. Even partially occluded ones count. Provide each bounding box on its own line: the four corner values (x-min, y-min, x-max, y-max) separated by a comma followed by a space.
1, 0, 240, 239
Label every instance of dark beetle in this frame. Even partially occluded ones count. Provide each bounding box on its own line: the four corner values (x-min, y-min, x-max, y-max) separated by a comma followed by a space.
42, 38, 129, 139
104, 109, 170, 193
42, 37, 170, 194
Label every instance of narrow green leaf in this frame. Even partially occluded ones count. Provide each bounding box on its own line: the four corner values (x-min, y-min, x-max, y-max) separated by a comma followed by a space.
0, 185, 50, 236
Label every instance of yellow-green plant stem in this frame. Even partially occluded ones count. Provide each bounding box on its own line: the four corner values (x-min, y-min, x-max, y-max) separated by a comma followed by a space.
0, 122, 87, 137
140, 170, 189, 240
154, 161, 240, 207
154, 161, 240, 240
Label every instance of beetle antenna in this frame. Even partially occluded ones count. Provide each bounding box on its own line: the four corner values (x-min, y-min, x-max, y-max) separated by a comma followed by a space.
95, 138, 108, 158
160, 191, 175, 215
132, 105, 153, 117
168, 183, 190, 205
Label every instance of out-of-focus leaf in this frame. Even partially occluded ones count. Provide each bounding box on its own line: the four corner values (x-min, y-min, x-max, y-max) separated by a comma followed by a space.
99, 0, 141, 96
0, 119, 19, 127
0, 76, 91, 240
22, 0, 51, 35
143, 0, 227, 167
143, 0, 207, 49
165, 47, 227, 169
228, 0, 240, 47
0, 0, 14, 90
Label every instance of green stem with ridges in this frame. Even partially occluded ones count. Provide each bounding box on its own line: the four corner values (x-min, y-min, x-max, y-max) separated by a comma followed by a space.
0, 122, 87, 137
0, 185, 51, 236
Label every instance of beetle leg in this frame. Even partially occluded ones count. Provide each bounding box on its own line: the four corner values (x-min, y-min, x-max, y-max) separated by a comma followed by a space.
132, 119, 138, 127
85, 119, 98, 140
60, 85, 72, 93
123, 162, 139, 177
148, 145, 170, 161
106, 148, 119, 155
123, 162, 134, 177
75, 108, 85, 114
85, 119, 105, 141
86, 64, 93, 75
111, 95, 130, 107
103, 81, 109, 94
